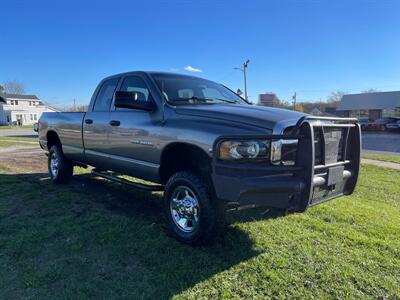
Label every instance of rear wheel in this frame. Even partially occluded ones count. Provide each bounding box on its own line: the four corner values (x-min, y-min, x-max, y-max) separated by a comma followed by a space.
163, 171, 224, 245
48, 145, 73, 184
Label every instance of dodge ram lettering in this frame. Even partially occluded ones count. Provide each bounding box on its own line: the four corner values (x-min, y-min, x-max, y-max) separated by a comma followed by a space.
38, 71, 361, 244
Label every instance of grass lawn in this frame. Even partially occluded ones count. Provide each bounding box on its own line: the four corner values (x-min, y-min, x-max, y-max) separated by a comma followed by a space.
362, 153, 400, 164
0, 165, 399, 299
0, 137, 38, 148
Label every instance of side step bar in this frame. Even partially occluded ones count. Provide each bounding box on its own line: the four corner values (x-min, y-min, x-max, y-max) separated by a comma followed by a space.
92, 169, 164, 191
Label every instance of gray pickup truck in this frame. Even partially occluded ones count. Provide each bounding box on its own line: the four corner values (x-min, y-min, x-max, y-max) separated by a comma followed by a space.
38, 71, 361, 244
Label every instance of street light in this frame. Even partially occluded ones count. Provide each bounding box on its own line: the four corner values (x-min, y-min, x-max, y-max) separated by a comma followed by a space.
234, 59, 250, 101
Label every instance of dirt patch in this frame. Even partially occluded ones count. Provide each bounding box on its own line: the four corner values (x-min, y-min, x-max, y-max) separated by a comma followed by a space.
0, 146, 47, 174
0, 145, 163, 221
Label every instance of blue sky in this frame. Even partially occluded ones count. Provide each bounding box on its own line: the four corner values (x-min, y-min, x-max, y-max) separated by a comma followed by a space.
2, 0, 399, 106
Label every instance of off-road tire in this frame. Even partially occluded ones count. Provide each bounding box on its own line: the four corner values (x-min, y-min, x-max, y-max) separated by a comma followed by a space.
164, 171, 225, 245
48, 145, 73, 184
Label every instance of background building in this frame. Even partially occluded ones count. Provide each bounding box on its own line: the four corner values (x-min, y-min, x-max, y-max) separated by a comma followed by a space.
337, 91, 400, 120
0, 93, 58, 125
258, 93, 279, 107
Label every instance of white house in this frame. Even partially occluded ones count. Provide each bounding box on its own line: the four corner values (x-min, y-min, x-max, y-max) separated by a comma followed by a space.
0, 93, 58, 125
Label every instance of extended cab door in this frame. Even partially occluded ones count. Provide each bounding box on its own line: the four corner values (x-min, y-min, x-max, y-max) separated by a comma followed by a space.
105, 75, 160, 181
83, 77, 120, 167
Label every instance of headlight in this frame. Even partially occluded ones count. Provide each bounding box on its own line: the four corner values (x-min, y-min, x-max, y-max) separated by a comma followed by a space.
219, 140, 270, 161
271, 139, 298, 166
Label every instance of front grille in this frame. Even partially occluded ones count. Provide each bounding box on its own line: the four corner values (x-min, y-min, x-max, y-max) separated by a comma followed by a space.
313, 127, 346, 165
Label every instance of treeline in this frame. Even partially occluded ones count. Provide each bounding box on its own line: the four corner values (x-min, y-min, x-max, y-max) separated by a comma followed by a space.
266, 89, 378, 113
63, 105, 89, 112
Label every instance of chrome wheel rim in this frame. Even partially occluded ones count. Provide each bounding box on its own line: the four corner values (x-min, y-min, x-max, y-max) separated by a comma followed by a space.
169, 186, 200, 233
50, 151, 59, 177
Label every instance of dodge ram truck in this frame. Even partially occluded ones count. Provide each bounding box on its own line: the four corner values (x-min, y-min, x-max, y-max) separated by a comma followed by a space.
38, 71, 361, 244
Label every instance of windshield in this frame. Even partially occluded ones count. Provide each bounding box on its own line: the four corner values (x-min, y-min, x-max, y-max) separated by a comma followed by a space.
152, 74, 248, 105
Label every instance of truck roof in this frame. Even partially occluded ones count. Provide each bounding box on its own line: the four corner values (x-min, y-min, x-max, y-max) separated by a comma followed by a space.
102, 71, 210, 82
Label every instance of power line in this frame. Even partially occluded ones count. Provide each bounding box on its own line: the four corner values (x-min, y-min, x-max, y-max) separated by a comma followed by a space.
215, 69, 237, 82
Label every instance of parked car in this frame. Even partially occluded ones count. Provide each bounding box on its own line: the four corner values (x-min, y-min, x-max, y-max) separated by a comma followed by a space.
38, 71, 361, 245
385, 118, 400, 132
362, 117, 398, 131
358, 119, 371, 131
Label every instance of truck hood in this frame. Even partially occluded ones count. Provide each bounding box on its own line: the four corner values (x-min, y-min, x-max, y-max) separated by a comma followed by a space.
174, 104, 307, 130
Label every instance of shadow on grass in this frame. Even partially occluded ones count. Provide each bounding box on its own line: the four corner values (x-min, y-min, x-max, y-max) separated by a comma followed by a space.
0, 172, 281, 299
6, 134, 38, 139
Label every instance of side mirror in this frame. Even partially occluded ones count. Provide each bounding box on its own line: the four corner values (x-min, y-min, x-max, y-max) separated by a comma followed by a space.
114, 91, 155, 111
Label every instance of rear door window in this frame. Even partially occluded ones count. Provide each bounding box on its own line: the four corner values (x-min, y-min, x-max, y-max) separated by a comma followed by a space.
93, 78, 120, 111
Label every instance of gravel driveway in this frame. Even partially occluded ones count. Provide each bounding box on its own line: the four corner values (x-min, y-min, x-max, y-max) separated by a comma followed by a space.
0, 128, 37, 138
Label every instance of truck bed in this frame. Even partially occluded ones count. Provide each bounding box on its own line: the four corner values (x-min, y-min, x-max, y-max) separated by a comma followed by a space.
39, 112, 86, 161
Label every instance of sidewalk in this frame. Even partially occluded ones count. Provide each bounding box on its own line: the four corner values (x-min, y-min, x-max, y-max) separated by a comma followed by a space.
361, 158, 400, 170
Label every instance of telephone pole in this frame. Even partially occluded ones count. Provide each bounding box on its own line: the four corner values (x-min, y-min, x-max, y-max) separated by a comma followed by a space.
234, 59, 250, 101
292, 92, 297, 111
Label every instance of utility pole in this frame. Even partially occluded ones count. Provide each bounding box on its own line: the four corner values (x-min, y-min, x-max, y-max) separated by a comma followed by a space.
243, 60, 250, 101
234, 59, 250, 101
73, 98, 76, 111
292, 92, 297, 111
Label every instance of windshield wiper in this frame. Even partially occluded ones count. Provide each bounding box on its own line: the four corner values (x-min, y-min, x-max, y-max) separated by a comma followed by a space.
170, 96, 240, 104
212, 98, 240, 104
170, 96, 207, 103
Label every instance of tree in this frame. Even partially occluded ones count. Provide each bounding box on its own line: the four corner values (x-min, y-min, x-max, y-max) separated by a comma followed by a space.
0, 84, 4, 93
294, 103, 304, 112
64, 104, 88, 112
327, 90, 346, 103
3, 80, 25, 94
362, 88, 379, 94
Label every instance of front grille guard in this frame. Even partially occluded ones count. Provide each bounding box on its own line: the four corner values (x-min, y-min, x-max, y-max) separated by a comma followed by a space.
290, 115, 361, 211
294, 115, 358, 127
213, 116, 359, 171
294, 116, 358, 169
212, 115, 361, 211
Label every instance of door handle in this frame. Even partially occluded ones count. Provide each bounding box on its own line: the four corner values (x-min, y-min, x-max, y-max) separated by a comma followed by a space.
109, 120, 120, 126
85, 119, 93, 124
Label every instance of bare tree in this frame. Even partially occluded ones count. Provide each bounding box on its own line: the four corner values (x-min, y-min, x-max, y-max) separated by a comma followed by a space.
327, 91, 346, 104
362, 88, 379, 94
0, 85, 4, 93
3, 80, 25, 94
64, 104, 88, 112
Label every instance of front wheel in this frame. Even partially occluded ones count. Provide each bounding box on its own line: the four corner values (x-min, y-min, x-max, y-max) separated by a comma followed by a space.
163, 171, 225, 245
48, 145, 73, 184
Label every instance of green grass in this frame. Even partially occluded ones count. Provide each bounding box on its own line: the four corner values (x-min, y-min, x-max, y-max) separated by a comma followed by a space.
362, 153, 400, 164
0, 165, 399, 299
0, 136, 38, 148
0, 125, 33, 129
